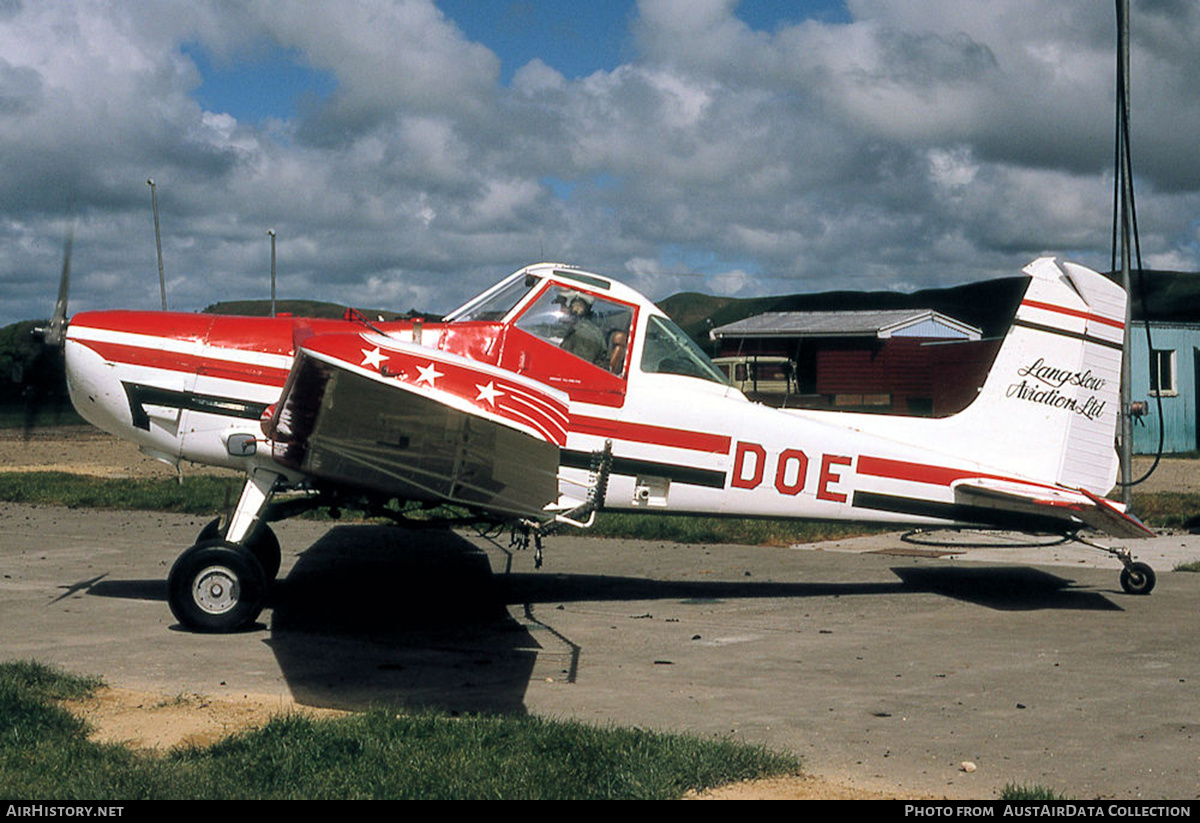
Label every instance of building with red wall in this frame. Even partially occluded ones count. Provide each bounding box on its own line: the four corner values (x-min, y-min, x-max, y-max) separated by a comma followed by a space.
711, 309, 999, 416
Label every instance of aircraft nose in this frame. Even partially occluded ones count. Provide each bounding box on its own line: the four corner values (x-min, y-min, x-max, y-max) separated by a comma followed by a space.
63, 335, 131, 438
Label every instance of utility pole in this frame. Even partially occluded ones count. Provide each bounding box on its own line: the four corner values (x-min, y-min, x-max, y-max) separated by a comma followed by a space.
267, 229, 277, 317
1116, 0, 1133, 506
148, 179, 166, 310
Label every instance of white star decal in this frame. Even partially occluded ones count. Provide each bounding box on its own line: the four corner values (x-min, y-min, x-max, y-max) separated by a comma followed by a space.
475, 381, 504, 407
360, 347, 389, 370
415, 362, 443, 386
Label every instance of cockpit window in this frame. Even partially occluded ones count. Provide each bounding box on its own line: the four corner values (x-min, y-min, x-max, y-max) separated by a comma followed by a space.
640, 315, 730, 385
516, 286, 633, 375
448, 274, 540, 323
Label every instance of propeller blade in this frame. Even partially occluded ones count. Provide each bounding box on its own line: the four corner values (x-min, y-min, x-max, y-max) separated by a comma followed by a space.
38, 227, 72, 347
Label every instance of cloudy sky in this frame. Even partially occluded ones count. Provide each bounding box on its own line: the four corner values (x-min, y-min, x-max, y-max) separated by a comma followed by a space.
2, 0, 1198, 326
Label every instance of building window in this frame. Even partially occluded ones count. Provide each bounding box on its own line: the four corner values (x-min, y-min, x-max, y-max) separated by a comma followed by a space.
1149, 349, 1177, 396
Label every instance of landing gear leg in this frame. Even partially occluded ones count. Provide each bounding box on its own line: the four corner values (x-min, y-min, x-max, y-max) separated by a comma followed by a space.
168, 470, 285, 632
197, 518, 282, 582
1073, 534, 1157, 595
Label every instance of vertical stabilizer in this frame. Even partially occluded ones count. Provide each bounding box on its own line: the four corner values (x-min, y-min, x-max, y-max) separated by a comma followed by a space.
959, 257, 1124, 494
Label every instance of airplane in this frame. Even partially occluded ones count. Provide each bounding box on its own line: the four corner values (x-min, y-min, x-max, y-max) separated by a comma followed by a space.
43, 254, 1156, 632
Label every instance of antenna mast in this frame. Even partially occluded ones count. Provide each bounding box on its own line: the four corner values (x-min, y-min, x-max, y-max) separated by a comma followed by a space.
148, 179, 167, 311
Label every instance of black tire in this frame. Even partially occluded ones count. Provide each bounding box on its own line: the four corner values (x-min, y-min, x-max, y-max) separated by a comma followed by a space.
197, 517, 222, 542
1120, 561, 1156, 595
196, 519, 281, 581
168, 541, 267, 632
247, 525, 282, 582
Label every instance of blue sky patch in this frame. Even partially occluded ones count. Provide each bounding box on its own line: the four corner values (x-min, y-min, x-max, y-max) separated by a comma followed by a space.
182, 41, 337, 123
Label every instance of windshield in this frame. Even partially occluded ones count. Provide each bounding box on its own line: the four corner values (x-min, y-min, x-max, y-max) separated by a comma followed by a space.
640, 315, 729, 385
448, 274, 540, 323
516, 285, 634, 375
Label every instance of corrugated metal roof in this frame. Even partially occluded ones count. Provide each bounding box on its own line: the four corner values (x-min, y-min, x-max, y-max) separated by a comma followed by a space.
711, 309, 980, 340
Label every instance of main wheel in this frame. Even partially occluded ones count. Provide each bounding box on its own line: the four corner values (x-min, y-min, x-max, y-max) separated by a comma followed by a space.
196, 519, 281, 581
246, 525, 282, 582
168, 541, 268, 632
1120, 561, 1156, 595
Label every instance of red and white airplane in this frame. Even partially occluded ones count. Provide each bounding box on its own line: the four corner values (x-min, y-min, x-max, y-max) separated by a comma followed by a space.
50, 255, 1155, 631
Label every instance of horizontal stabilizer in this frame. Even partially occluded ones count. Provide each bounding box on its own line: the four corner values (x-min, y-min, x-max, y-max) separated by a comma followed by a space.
1076, 488, 1155, 539
953, 479, 1153, 539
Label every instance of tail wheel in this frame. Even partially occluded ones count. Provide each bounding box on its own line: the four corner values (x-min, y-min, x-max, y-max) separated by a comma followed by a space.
1119, 561, 1156, 595
168, 541, 267, 632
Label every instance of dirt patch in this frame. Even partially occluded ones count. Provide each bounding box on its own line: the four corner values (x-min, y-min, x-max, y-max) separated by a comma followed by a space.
0, 426, 234, 479
65, 686, 346, 751
687, 774, 934, 800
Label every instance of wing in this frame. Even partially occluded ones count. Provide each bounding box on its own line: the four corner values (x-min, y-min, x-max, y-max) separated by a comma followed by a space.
267, 332, 570, 520
953, 478, 1154, 539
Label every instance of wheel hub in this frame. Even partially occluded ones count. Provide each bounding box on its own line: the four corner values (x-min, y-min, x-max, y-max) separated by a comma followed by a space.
193, 565, 240, 614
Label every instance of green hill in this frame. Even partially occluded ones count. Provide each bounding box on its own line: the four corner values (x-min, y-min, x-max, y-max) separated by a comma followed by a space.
201, 299, 435, 321
1113, 269, 1200, 323
659, 276, 1029, 344
660, 269, 1200, 346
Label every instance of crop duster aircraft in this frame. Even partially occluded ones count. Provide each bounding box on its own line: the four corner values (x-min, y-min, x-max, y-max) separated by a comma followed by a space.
42, 255, 1155, 632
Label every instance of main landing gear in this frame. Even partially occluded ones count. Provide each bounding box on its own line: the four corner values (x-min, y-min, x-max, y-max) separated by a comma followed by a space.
168, 539, 270, 632
167, 471, 284, 632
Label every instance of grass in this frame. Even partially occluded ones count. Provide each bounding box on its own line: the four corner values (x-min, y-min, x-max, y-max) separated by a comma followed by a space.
1128, 491, 1200, 530
589, 511, 889, 545
0, 402, 84, 429
0, 472, 242, 515
0, 660, 799, 800
1000, 782, 1066, 800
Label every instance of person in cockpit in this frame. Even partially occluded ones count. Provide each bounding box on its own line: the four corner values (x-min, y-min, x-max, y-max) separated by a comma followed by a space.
559, 292, 609, 368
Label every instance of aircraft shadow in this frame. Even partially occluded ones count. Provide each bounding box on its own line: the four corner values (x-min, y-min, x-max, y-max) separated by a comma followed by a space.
261, 526, 1123, 712
81, 525, 1121, 714
888, 565, 1122, 611
491, 564, 1117, 611
266, 525, 537, 715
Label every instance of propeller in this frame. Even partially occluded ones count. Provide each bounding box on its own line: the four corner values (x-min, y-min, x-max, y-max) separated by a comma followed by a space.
24, 226, 74, 437
36, 226, 73, 347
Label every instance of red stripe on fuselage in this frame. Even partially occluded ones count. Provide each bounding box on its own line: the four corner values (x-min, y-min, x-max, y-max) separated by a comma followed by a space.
857, 455, 1060, 492
73, 339, 290, 388
570, 414, 731, 454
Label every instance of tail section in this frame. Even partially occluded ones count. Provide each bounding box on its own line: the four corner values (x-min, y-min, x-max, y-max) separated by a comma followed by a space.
829, 257, 1128, 508
960, 257, 1124, 495
835, 257, 1144, 536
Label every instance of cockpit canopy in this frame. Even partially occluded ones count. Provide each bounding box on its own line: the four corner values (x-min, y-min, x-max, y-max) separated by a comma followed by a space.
447, 264, 729, 390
